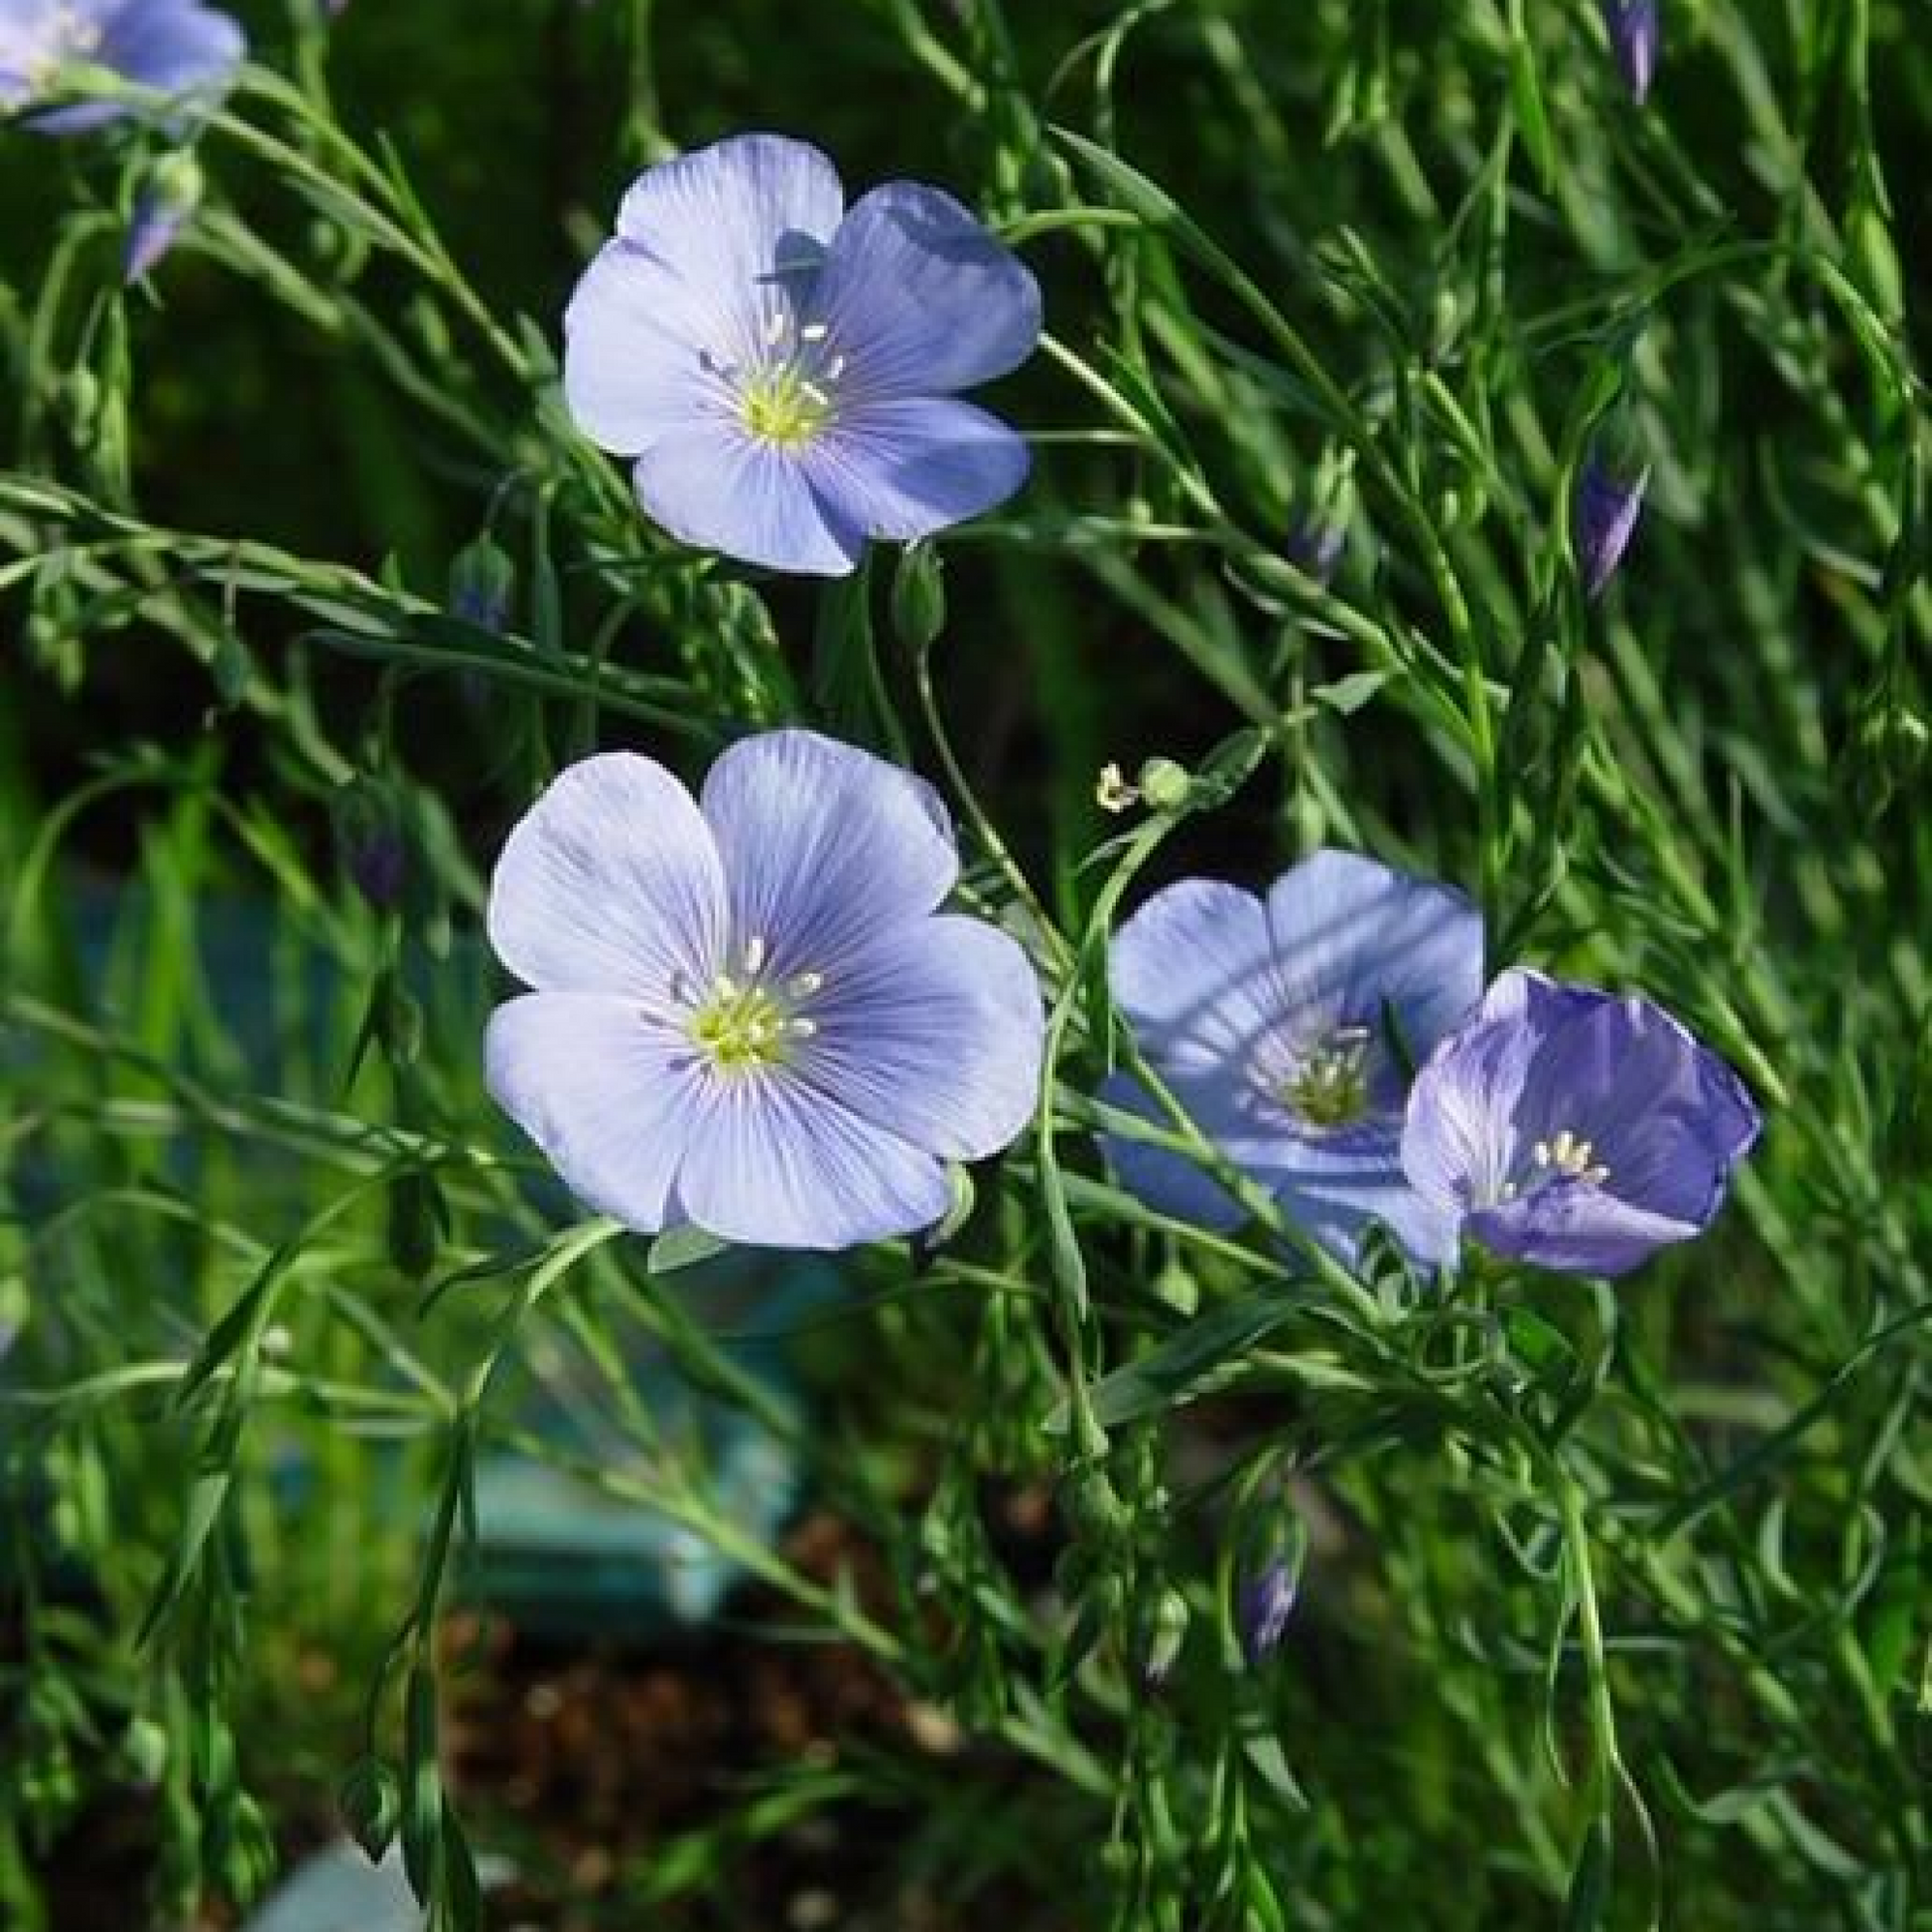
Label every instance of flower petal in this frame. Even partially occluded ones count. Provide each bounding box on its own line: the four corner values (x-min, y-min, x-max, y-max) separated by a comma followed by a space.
563, 241, 734, 455
700, 730, 958, 976
1110, 879, 1279, 1075
486, 752, 728, 1000
485, 994, 705, 1233
1242, 1119, 1462, 1269
101, 0, 243, 94
629, 425, 862, 576
673, 1076, 952, 1251
1264, 849, 1485, 1052
1097, 1073, 1246, 1234
613, 133, 845, 368
799, 914, 1043, 1160
801, 398, 1031, 543
1470, 1183, 1697, 1279
813, 182, 1041, 398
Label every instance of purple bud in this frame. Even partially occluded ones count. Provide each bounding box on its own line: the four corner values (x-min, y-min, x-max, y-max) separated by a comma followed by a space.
1574, 456, 1648, 598
123, 156, 204, 285
1238, 1559, 1298, 1667
1600, 0, 1660, 104
1285, 518, 1345, 586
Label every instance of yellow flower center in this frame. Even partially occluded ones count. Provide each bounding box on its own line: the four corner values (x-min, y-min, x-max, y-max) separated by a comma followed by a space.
682, 937, 822, 1074
731, 302, 846, 449
1498, 1128, 1610, 1199
1278, 1025, 1373, 1130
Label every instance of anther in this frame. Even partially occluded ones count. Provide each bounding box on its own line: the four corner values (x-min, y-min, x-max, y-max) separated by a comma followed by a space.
800, 322, 829, 343
742, 934, 768, 976
787, 1019, 818, 1039
788, 971, 824, 997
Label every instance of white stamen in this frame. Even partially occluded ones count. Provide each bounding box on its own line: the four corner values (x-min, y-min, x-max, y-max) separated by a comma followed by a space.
743, 934, 768, 976
787, 1018, 818, 1039
789, 971, 824, 997
800, 322, 830, 343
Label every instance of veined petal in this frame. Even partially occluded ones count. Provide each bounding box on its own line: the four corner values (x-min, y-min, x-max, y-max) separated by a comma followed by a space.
798, 914, 1043, 1160
629, 424, 862, 576
674, 1075, 952, 1250
485, 995, 707, 1234
563, 241, 737, 455
1470, 1183, 1697, 1279
1110, 879, 1279, 1074
487, 752, 728, 1000
802, 398, 1031, 543
1243, 1119, 1461, 1269
1264, 849, 1484, 1050
700, 730, 958, 977
613, 133, 845, 374
1097, 1073, 1247, 1234
814, 182, 1041, 398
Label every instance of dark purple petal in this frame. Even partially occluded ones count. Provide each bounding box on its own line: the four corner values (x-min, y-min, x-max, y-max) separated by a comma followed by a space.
801, 397, 1031, 543
813, 182, 1040, 399
671, 1074, 953, 1251
1469, 1180, 1698, 1279
486, 752, 729, 1001
628, 424, 863, 577
699, 730, 958, 978
485, 994, 709, 1233
1402, 967, 1761, 1277
799, 913, 1042, 1162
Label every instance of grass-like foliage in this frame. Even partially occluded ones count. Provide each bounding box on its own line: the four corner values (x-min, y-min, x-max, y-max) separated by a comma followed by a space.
1, 1, 1925, 1928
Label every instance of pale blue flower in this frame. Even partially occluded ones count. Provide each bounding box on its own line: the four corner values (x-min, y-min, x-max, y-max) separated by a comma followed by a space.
563, 132, 1040, 576
1575, 453, 1647, 598
485, 730, 1044, 1251
1, 0, 242, 133
1103, 850, 1485, 1268
1401, 968, 1761, 1277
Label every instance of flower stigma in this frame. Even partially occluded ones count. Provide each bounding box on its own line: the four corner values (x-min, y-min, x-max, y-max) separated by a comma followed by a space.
1498, 1127, 1610, 1199
732, 299, 846, 447
682, 937, 821, 1072
1271, 1024, 1374, 1131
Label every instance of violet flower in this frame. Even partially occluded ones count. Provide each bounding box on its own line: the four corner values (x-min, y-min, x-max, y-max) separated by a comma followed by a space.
485, 730, 1044, 1251
1103, 850, 1485, 1268
1, 0, 243, 134
1574, 454, 1647, 598
1401, 968, 1761, 1278
563, 132, 1041, 577
1600, 0, 1660, 104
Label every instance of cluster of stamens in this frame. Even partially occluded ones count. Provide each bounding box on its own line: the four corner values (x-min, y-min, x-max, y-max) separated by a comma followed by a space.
1266, 1023, 1374, 1132
17, 3, 104, 91
709, 296, 848, 448
679, 935, 822, 1073
1498, 1128, 1610, 1199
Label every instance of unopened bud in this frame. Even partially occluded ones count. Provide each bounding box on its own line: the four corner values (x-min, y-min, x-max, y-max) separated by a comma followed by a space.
1284, 518, 1345, 586
124, 155, 204, 283
1140, 1587, 1190, 1691
334, 780, 406, 910
1137, 758, 1192, 813
1600, 0, 1660, 104
1573, 453, 1648, 599
891, 540, 947, 653
1238, 1558, 1298, 1667
448, 532, 516, 633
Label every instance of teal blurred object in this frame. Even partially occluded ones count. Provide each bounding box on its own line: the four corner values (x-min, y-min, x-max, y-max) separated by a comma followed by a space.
462, 1246, 834, 1637
239, 1842, 423, 1932
18, 879, 827, 1640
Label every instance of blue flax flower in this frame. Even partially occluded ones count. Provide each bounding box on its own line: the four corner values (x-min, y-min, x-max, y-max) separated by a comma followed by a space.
1574, 453, 1647, 598
1401, 969, 1760, 1277
485, 730, 1044, 1252
1, 0, 242, 133
1103, 850, 1485, 1268
563, 132, 1041, 576
1600, 0, 1660, 104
